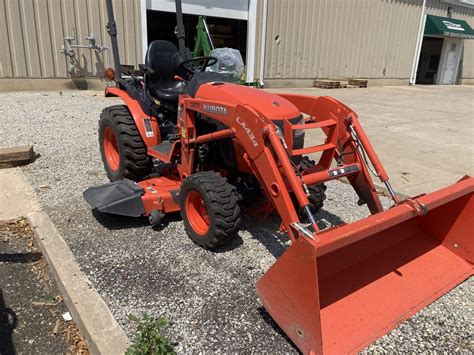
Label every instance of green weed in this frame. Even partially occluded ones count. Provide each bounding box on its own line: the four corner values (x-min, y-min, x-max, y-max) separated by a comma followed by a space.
126, 314, 175, 355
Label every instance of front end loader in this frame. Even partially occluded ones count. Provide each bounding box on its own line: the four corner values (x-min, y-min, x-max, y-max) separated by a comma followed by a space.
84, 0, 473, 352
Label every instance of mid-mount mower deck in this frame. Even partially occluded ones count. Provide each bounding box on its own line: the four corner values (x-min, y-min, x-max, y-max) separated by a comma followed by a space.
83, 0, 473, 353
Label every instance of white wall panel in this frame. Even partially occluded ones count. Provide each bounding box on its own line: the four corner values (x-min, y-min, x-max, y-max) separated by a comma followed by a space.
264, 0, 474, 81
0, 0, 143, 78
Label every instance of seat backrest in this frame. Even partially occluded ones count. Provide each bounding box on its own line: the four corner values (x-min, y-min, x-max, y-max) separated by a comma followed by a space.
145, 40, 185, 86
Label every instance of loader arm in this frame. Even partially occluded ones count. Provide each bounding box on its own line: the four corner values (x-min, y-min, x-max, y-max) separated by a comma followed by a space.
176, 90, 472, 354
178, 92, 386, 241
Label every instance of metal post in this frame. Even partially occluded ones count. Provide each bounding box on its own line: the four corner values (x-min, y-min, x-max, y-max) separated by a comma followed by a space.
202, 17, 214, 51
175, 0, 187, 59
106, 0, 122, 80
258, 0, 268, 87
410, 0, 427, 85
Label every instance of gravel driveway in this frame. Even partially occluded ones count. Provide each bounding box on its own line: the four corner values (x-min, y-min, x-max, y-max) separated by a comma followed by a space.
1, 91, 472, 353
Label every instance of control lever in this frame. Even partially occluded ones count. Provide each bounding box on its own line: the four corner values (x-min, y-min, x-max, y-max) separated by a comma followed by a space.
174, 75, 188, 83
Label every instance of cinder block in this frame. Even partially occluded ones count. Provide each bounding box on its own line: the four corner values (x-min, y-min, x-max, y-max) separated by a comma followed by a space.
0, 145, 35, 167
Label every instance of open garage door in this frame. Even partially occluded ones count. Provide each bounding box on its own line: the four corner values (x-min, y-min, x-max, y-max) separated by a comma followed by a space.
141, 0, 257, 82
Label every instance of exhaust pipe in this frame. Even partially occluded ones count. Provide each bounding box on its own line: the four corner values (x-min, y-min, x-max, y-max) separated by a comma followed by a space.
105, 0, 122, 81
175, 0, 188, 59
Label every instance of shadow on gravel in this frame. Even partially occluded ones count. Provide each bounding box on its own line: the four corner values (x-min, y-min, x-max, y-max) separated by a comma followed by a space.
0, 252, 42, 263
0, 290, 17, 355
318, 209, 345, 227
91, 209, 150, 230
241, 208, 346, 259
91, 209, 183, 231
213, 234, 244, 253
89, 202, 346, 262
258, 306, 300, 353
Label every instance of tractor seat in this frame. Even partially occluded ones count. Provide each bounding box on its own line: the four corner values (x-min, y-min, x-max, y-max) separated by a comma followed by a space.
145, 40, 187, 102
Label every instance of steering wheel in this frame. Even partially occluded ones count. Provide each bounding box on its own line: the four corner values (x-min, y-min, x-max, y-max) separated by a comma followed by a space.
179, 56, 218, 75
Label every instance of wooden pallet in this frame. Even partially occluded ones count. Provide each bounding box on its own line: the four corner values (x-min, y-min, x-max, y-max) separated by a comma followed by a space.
348, 79, 368, 88
313, 79, 341, 89
313, 79, 368, 89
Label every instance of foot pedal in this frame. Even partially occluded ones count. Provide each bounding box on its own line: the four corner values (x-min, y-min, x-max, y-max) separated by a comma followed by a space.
83, 180, 145, 217
149, 140, 177, 162
166, 133, 180, 141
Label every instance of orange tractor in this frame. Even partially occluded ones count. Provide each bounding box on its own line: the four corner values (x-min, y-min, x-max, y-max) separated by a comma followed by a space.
84, 1, 473, 353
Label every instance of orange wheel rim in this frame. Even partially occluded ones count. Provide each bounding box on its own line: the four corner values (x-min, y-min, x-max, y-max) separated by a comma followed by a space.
103, 127, 120, 171
186, 190, 210, 235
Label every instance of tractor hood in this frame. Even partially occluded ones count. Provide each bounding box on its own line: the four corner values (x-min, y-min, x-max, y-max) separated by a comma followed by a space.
195, 82, 301, 120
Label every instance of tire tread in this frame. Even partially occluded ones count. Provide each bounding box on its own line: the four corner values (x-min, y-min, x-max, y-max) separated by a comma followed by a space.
99, 105, 151, 181
181, 171, 241, 249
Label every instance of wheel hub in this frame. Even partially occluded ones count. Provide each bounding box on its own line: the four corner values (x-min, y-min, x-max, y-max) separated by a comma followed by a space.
103, 126, 120, 171
185, 190, 210, 235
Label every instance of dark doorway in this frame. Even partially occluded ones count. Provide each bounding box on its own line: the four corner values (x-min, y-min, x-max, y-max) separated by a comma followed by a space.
416, 37, 443, 84
146, 10, 248, 62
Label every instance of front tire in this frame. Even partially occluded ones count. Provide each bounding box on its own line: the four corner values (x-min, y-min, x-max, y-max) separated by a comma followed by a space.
180, 171, 241, 249
99, 105, 152, 181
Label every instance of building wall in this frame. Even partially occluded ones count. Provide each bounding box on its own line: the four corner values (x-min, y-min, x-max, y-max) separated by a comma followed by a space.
1, 0, 472, 87
0, 0, 142, 79
262, 0, 474, 85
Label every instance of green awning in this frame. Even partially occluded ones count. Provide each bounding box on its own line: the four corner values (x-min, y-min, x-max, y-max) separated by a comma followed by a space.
424, 15, 474, 39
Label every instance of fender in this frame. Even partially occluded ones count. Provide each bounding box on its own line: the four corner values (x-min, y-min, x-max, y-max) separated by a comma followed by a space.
105, 87, 161, 147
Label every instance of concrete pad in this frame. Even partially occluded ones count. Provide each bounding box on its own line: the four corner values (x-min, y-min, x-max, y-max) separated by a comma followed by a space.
28, 211, 130, 355
0, 145, 35, 168
0, 168, 41, 222
267, 85, 474, 196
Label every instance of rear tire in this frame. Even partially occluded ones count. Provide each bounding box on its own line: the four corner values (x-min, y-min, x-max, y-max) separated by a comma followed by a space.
99, 105, 152, 181
299, 157, 327, 214
180, 171, 241, 249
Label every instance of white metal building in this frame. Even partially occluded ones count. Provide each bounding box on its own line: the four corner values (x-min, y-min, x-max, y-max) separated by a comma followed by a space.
0, 0, 473, 90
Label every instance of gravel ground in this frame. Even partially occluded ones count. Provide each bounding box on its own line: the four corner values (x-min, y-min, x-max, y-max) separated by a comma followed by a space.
1, 91, 472, 352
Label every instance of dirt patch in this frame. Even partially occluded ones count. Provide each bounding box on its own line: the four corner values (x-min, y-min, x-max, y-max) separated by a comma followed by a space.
0, 219, 88, 354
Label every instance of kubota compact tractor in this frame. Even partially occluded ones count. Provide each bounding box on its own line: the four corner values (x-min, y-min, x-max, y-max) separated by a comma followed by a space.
84, 0, 473, 353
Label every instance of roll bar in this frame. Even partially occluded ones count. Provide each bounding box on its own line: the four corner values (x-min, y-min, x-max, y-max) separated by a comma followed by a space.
105, 0, 189, 80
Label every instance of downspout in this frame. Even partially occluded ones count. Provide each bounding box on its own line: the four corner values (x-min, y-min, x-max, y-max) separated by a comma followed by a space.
140, 0, 148, 62
410, 0, 427, 85
258, 0, 268, 87
246, 0, 258, 83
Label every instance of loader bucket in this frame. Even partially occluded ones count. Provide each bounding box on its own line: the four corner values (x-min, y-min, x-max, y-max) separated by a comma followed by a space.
257, 177, 473, 354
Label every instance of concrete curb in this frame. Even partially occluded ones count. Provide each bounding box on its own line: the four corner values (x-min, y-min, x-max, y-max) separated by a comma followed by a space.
28, 211, 130, 355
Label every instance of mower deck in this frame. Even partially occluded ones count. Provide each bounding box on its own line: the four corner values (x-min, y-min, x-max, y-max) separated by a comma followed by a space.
83, 180, 145, 217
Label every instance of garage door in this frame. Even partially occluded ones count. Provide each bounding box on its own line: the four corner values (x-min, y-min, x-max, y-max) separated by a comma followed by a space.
147, 0, 249, 20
